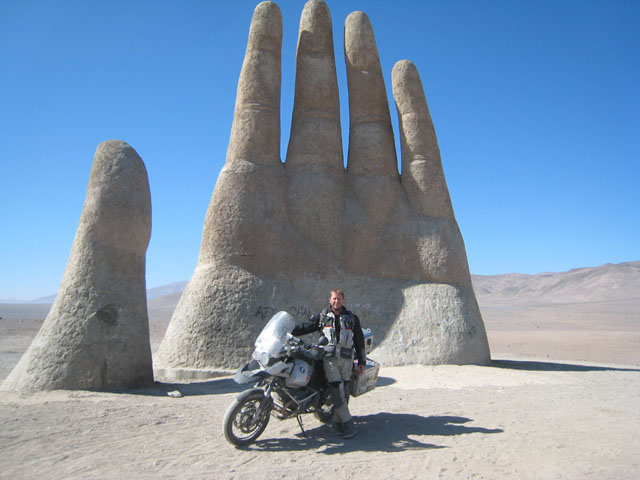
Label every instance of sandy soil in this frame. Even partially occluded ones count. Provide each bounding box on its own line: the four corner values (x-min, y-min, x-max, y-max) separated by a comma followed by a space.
480, 299, 640, 366
1, 298, 639, 479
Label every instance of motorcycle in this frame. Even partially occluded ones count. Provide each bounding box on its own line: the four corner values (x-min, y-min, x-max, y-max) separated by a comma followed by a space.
223, 311, 379, 446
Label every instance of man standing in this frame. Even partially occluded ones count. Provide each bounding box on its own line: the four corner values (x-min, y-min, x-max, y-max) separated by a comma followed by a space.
292, 289, 366, 439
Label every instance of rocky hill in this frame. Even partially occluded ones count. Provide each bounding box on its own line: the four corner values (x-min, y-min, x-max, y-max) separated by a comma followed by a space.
471, 261, 640, 306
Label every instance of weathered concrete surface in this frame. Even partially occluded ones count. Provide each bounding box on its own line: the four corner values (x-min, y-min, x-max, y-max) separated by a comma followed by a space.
155, 0, 490, 375
1, 140, 153, 391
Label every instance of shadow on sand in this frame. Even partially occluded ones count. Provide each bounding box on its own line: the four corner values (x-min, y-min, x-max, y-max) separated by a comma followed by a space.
120, 355, 640, 397
126, 373, 395, 397
491, 359, 640, 372
116, 358, 639, 397
124, 377, 246, 397
244, 413, 503, 454
375, 376, 396, 387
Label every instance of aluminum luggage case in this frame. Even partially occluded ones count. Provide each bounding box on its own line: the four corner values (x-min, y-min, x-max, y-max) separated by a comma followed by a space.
350, 358, 380, 397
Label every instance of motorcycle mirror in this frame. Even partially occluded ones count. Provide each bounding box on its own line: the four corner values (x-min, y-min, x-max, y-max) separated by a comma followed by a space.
317, 336, 329, 346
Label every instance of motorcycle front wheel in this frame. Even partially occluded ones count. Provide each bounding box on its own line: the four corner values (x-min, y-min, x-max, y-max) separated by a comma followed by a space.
223, 389, 272, 446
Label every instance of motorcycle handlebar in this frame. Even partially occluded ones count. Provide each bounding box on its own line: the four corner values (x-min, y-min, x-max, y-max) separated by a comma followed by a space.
286, 334, 331, 360
287, 333, 329, 349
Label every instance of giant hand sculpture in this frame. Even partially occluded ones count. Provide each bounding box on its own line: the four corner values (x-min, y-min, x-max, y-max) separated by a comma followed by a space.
2, 141, 153, 391
155, 0, 490, 376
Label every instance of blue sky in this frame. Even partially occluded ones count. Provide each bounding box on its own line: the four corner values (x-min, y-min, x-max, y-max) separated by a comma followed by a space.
1, 0, 638, 300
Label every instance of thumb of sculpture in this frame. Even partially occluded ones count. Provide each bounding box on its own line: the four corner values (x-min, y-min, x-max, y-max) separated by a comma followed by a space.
1, 140, 153, 392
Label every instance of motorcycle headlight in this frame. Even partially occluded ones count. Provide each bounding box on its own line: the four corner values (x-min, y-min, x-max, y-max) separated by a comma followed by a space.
258, 351, 270, 366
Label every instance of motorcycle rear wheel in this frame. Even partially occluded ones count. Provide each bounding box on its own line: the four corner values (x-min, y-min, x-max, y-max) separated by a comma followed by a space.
223, 389, 272, 446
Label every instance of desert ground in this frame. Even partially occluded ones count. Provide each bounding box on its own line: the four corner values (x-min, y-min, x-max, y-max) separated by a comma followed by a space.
1, 262, 639, 479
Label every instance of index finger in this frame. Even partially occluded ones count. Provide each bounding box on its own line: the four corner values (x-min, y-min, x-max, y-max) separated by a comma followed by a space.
226, 1, 282, 167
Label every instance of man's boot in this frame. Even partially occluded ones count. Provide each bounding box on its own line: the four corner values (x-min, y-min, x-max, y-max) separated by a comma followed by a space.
331, 421, 344, 436
342, 419, 356, 439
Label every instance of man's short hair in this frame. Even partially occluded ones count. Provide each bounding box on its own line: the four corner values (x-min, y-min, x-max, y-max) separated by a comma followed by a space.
330, 289, 344, 299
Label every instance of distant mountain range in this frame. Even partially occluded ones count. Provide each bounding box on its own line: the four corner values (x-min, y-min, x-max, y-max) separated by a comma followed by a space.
146, 281, 188, 300
3, 261, 638, 306
0, 281, 189, 304
0, 294, 58, 305
472, 261, 639, 305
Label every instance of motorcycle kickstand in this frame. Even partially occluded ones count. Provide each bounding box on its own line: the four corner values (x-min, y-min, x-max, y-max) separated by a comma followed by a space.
296, 415, 308, 437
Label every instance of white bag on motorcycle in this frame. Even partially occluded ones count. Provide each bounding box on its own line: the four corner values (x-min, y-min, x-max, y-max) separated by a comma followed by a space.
285, 358, 312, 388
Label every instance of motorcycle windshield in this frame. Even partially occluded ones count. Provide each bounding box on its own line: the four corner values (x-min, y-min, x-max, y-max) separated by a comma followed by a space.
252, 311, 297, 363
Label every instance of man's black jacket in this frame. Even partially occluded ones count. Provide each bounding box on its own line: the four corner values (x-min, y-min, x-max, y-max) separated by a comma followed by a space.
292, 306, 366, 366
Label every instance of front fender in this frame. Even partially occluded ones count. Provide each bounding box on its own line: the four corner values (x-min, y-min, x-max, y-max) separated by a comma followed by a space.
235, 387, 266, 403
233, 359, 270, 384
